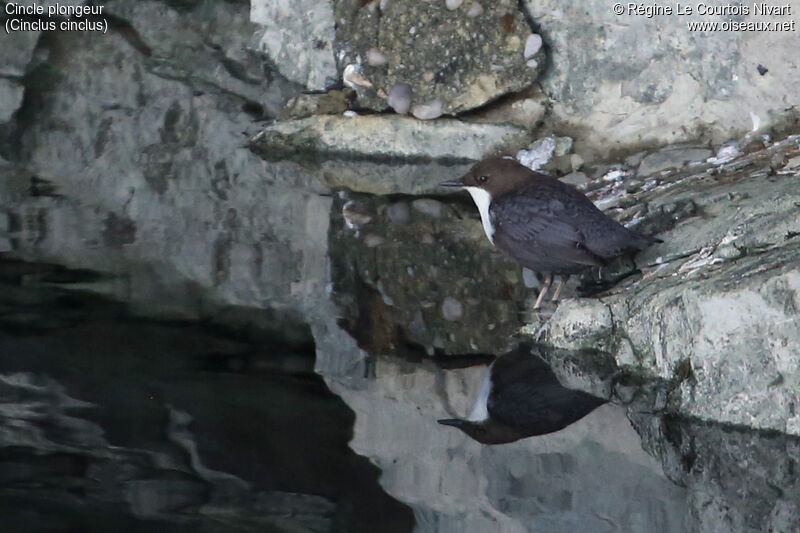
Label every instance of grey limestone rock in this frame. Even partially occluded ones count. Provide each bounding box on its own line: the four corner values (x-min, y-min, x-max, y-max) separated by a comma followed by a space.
251, 114, 532, 194
524, 0, 800, 157
0, 29, 40, 124
249, 0, 338, 91
0, 0, 329, 332
0, 78, 24, 123
0, 29, 40, 78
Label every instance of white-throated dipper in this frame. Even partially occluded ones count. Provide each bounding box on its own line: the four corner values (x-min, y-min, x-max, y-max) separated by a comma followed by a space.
438, 351, 606, 444
440, 157, 661, 308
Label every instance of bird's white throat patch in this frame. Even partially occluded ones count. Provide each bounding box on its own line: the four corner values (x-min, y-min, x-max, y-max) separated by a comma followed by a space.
467, 365, 493, 422
465, 187, 494, 243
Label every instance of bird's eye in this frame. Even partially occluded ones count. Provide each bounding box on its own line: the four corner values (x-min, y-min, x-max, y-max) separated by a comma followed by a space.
478, 175, 489, 184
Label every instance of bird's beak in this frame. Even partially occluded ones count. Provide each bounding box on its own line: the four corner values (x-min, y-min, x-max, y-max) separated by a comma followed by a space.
437, 418, 465, 427
438, 179, 464, 188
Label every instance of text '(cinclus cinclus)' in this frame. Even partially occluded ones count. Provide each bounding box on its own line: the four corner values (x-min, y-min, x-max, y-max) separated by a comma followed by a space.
437, 350, 607, 444
440, 157, 662, 308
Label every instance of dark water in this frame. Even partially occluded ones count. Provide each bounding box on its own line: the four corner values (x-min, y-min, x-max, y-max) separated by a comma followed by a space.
3, 258, 800, 533
0, 259, 414, 532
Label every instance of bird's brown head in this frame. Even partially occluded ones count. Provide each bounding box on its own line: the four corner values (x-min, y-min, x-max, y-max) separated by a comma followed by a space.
439, 157, 538, 197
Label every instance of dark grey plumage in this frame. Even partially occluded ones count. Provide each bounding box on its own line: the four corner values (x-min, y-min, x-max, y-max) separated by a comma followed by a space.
441, 157, 661, 307
490, 177, 656, 274
438, 351, 606, 445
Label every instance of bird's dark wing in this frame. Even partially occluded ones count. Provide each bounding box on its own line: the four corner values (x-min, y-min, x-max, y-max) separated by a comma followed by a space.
488, 381, 606, 436
490, 191, 605, 268
487, 352, 606, 436
489, 350, 559, 389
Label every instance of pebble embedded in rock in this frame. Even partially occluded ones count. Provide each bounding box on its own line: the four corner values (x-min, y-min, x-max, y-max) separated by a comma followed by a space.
522, 268, 539, 288
377, 280, 394, 307
387, 83, 413, 115
445, 0, 463, 10
524, 34, 542, 60
411, 99, 443, 120
387, 202, 410, 224
441, 297, 463, 321
560, 172, 590, 187
409, 310, 428, 337
342, 200, 373, 229
343, 64, 373, 90
364, 234, 385, 247
467, 2, 483, 17
769, 152, 788, 172
411, 198, 443, 218
367, 48, 387, 66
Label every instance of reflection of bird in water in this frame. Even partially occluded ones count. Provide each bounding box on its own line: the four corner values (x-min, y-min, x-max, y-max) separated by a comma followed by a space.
438, 350, 607, 444
440, 157, 661, 308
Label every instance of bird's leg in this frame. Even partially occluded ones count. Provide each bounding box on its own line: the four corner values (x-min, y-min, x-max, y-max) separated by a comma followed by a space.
533, 274, 553, 309
551, 275, 570, 302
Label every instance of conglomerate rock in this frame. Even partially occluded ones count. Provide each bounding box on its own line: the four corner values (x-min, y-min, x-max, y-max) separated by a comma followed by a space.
331, 0, 544, 115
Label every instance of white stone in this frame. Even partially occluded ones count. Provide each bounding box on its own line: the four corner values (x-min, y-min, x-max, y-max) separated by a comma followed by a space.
366, 48, 387, 66
466, 1, 483, 17
387, 202, 410, 224
441, 297, 463, 321
411, 99, 443, 120
411, 198, 443, 218
516, 136, 556, 170
387, 83, 412, 115
364, 234, 385, 247
524, 33, 542, 59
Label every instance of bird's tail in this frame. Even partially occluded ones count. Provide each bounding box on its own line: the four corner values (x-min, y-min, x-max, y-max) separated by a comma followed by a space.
629, 229, 662, 250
